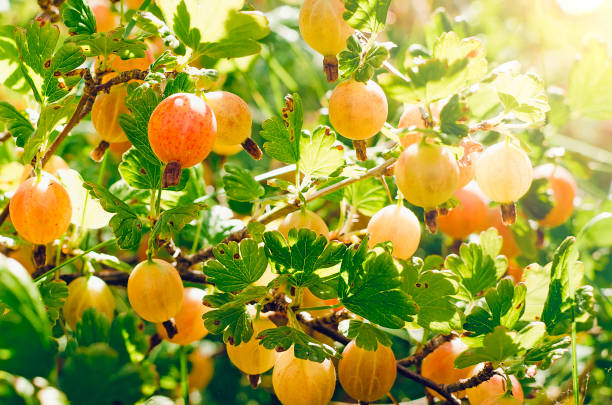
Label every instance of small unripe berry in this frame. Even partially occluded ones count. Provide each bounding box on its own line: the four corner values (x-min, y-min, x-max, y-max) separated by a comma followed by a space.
63, 276, 115, 330
226, 315, 279, 375
367, 205, 421, 259
205, 91, 252, 146
277, 210, 330, 240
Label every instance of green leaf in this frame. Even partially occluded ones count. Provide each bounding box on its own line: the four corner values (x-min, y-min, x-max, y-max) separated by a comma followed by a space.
0, 256, 56, 379
401, 260, 459, 334
119, 148, 162, 190
109, 312, 148, 365
343, 177, 388, 217
163, 71, 195, 97
343, 0, 391, 34
59, 343, 144, 405
464, 278, 526, 336
520, 178, 555, 220
578, 212, 612, 248
260, 93, 302, 164
454, 326, 519, 368
568, 38, 612, 120
263, 229, 346, 288
439, 94, 468, 139
487, 63, 550, 124
14, 19, 60, 76
0, 102, 34, 146
257, 326, 335, 362
62, 0, 97, 35
83, 182, 143, 249
202, 286, 268, 344
299, 126, 345, 180
158, 0, 270, 59
338, 319, 392, 351
340, 248, 416, 328
247, 222, 266, 244
75, 308, 111, 347
445, 229, 507, 299
338, 35, 391, 82
520, 263, 550, 322
222, 165, 265, 202
204, 239, 268, 292
67, 28, 147, 59
39, 279, 69, 324
379, 32, 486, 104
523, 336, 570, 369
151, 203, 206, 241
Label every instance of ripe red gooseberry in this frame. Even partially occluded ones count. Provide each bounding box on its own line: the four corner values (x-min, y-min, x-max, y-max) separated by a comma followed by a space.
395, 143, 459, 233
532, 164, 576, 227
127, 259, 184, 325
148, 93, 217, 187
299, 0, 354, 81
475, 141, 532, 225
272, 348, 336, 405
338, 340, 397, 402
367, 204, 421, 259
156, 287, 210, 345
10, 172, 72, 246
63, 275, 115, 330
466, 373, 524, 405
329, 79, 388, 160
226, 315, 279, 375
421, 338, 477, 399
277, 209, 330, 240
438, 184, 488, 240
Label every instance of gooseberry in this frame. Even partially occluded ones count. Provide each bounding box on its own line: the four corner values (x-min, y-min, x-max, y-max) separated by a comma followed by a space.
532, 164, 576, 227
63, 275, 115, 330
187, 346, 214, 392
90, 0, 116, 32
397, 103, 442, 148
277, 209, 330, 240
367, 204, 421, 259
466, 373, 524, 405
456, 139, 483, 189
226, 315, 279, 375
91, 85, 130, 145
421, 339, 477, 399
338, 340, 397, 402
299, 0, 354, 81
10, 172, 72, 245
438, 184, 488, 240
156, 287, 210, 345
272, 348, 336, 405
205, 91, 251, 147
329, 79, 388, 160
127, 259, 184, 324
475, 142, 532, 225
148, 93, 217, 187
395, 143, 459, 232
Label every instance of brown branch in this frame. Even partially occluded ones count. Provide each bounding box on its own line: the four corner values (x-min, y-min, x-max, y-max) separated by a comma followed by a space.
397, 333, 458, 366
60, 268, 213, 286
443, 362, 496, 393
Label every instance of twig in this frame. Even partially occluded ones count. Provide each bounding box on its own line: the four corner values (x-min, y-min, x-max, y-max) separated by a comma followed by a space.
60, 267, 213, 286
397, 365, 461, 405
443, 363, 496, 393
397, 333, 458, 366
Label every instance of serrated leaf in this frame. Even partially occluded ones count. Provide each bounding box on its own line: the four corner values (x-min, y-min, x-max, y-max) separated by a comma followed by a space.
439, 94, 468, 139
263, 229, 346, 288
119, 148, 162, 190
14, 19, 60, 76
83, 182, 143, 249
67, 28, 147, 59
163, 71, 195, 97
75, 307, 111, 347
39, 279, 69, 324
157, 0, 270, 59
464, 278, 526, 336
204, 239, 268, 292
257, 326, 335, 362
202, 286, 268, 344
0, 101, 34, 146
380, 32, 486, 104
151, 203, 207, 241
247, 222, 265, 244
568, 38, 612, 120
343, 177, 388, 217
62, 0, 97, 35
299, 126, 345, 180
520, 177, 555, 220
222, 165, 264, 202
402, 262, 458, 333
454, 326, 519, 368
260, 93, 302, 164
338, 319, 391, 351
445, 229, 507, 299
343, 0, 391, 34
109, 312, 148, 364
340, 249, 416, 328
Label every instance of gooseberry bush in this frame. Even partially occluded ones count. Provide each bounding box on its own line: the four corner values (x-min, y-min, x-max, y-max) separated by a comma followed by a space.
0, 1, 610, 405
